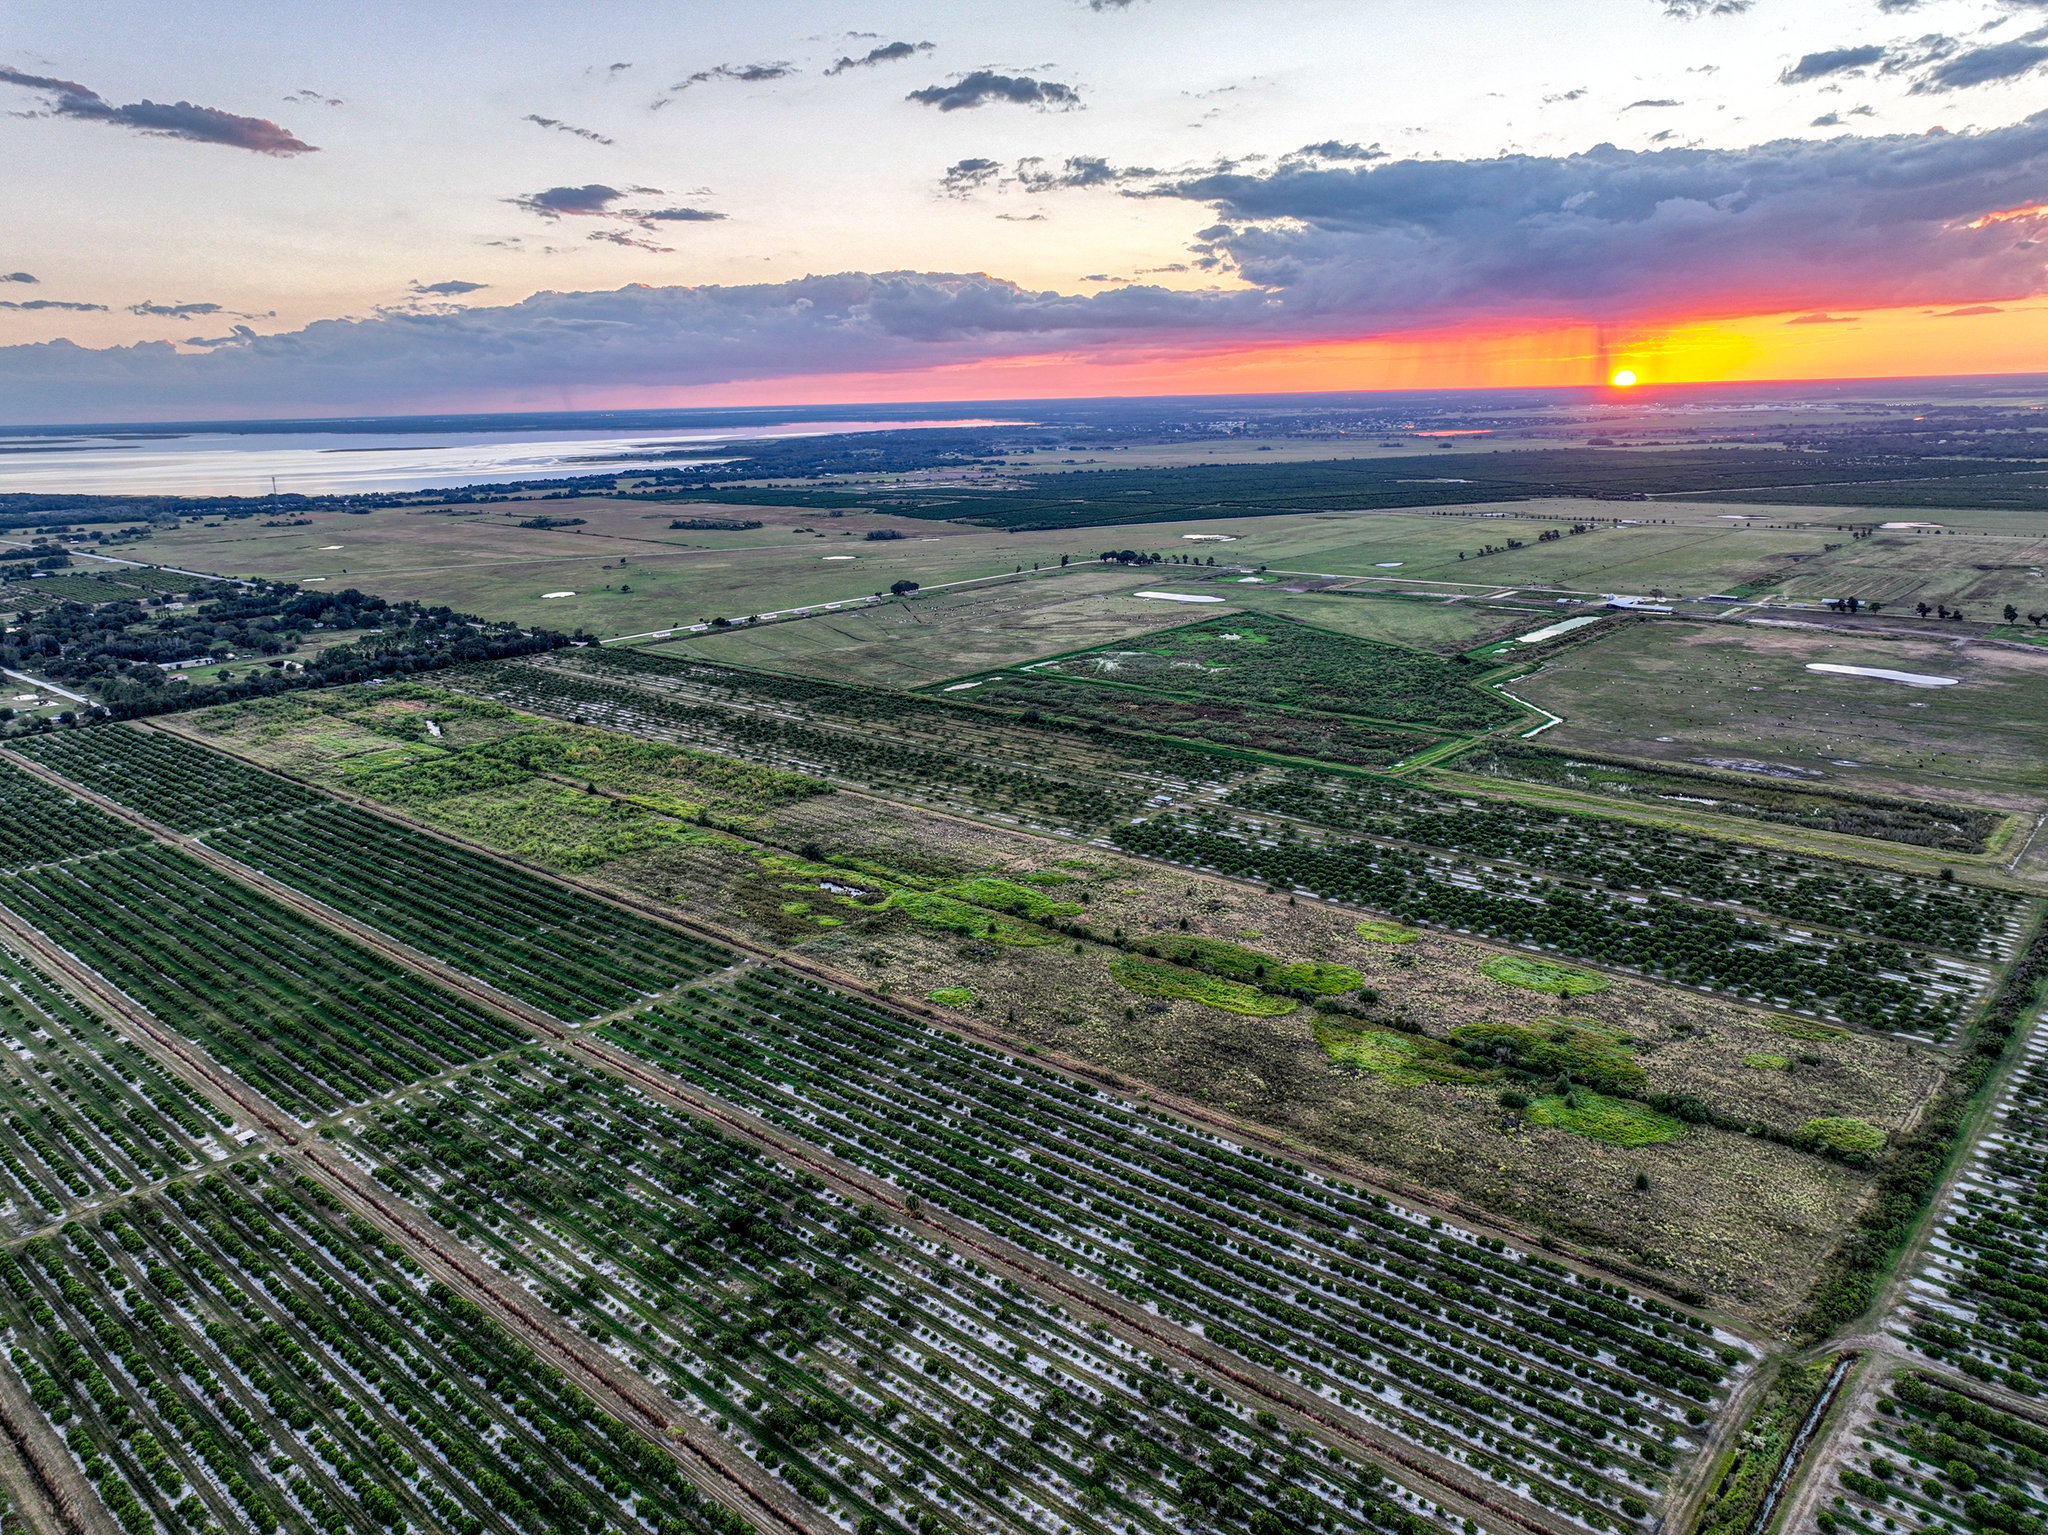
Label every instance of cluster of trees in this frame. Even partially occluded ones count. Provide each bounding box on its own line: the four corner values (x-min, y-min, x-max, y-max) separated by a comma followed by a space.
1, 574, 568, 724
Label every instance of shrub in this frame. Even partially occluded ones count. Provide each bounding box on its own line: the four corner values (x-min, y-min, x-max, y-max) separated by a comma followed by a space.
1354, 918, 1418, 944
1800, 1117, 1886, 1155
1479, 954, 1610, 997
1526, 1090, 1685, 1147
1110, 956, 1296, 1017
926, 987, 975, 1008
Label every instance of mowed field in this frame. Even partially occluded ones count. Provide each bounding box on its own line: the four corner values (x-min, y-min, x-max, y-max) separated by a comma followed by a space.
123, 491, 1864, 639
1508, 619, 2048, 820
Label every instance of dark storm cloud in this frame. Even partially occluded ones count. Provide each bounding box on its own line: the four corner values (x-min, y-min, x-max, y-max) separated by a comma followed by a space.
0, 299, 107, 311
0, 64, 316, 153
826, 42, 935, 75
907, 73, 1081, 111
411, 280, 488, 296
1658, 0, 1753, 15
1, 273, 36, 284
1623, 98, 1683, 108
1780, 45, 1888, 82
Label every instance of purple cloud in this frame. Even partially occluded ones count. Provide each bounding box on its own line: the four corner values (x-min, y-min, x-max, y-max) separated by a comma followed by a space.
907, 73, 1081, 112
826, 42, 934, 75
0, 64, 316, 153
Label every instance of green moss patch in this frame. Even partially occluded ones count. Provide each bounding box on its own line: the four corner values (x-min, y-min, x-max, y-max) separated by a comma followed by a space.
1354, 918, 1418, 945
1138, 934, 1361, 995
940, 877, 1084, 921
1109, 956, 1296, 1016
1449, 1018, 1645, 1093
1314, 1021, 1486, 1086
1800, 1116, 1886, 1154
1525, 1090, 1684, 1147
889, 891, 1061, 946
927, 987, 975, 1007
1744, 1053, 1793, 1072
1479, 954, 1610, 997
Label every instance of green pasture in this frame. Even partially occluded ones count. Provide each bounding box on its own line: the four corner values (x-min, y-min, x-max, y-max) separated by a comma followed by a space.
1508, 617, 2048, 812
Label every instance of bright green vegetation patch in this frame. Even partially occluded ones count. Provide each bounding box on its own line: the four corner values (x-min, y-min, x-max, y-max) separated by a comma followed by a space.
1354, 918, 1418, 944
344, 748, 533, 801
1526, 1089, 1685, 1147
1036, 612, 1521, 732
1313, 1021, 1487, 1086
397, 783, 711, 872
1133, 933, 1361, 995
1449, 1018, 1646, 1093
1800, 1116, 1886, 1154
1458, 740, 1996, 852
1745, 1053, 1794, 1072
887, 890, 1062, 946
937, 876, 1083, 921
926, 986, 975, 1007
1479, 953, 1611, 997
1109, 955, 1297, 1016
1767, 1016, 1850, 1042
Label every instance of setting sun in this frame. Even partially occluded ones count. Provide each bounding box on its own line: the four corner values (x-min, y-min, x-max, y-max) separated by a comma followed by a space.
1611, 368, 1639, 387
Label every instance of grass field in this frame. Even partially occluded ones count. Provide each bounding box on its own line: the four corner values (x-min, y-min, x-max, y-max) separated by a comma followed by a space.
89, 494, 1840, 636
1506, 620, 2048, 825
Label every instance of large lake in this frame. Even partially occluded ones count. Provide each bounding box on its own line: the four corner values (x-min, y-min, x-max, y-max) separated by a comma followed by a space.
0, 417, 1016, 497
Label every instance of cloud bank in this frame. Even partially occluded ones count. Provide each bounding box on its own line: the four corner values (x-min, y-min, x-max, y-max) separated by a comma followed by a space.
1158, 115, 2048, 323
6, 118, 2048, 420
0, 65, 315, 153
